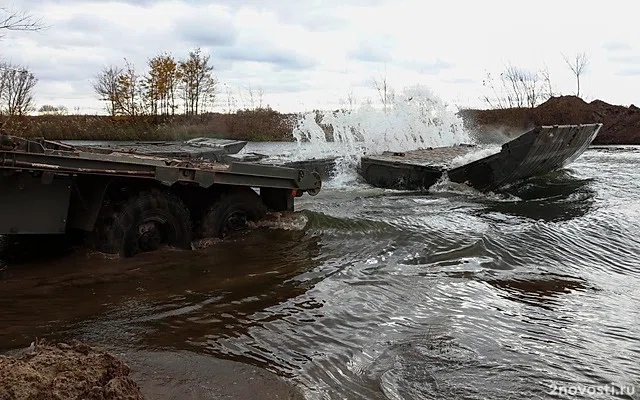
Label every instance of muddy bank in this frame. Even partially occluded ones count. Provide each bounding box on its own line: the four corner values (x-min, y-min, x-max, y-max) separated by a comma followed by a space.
124, 350, 305, 400
458, 96, 640, 145
0, 340, 305, 400
0, 340, 143, 400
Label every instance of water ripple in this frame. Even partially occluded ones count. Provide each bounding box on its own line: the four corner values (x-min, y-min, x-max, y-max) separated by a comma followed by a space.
1, 147, 639, 399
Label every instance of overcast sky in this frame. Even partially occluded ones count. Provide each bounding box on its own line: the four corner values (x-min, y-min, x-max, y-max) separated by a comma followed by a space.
3, 0, 640, 114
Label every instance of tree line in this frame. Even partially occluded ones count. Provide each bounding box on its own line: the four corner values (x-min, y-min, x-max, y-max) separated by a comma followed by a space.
91, 47, 217, 117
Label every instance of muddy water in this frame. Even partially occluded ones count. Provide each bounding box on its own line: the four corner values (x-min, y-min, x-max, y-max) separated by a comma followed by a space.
1, 146, 640, 399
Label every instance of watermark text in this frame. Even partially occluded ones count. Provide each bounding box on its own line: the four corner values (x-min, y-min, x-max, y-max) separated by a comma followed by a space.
548, 382, 635, 397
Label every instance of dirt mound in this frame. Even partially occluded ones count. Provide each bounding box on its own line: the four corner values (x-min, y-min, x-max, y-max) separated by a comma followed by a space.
458, 96, 640, 144
0, 340, 144, 400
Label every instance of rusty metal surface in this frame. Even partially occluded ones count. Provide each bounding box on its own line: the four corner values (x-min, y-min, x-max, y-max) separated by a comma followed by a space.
0, 135, 322, 193
362, 144, 479, 169
74, 137, 247, 163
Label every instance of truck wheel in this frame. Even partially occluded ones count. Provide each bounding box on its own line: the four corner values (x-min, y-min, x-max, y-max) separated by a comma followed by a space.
94, 189, 192, 257
200, 187, 267, 239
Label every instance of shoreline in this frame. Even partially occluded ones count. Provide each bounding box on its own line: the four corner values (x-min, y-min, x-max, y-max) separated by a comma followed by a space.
2, 96, 639, 145
0, 340, 305, 400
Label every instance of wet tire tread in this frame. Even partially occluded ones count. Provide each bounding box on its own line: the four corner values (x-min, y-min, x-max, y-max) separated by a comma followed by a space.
93, 188, 192, 257
199, 187, 267, 239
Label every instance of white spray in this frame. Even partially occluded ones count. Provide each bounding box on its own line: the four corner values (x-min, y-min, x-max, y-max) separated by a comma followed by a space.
288, 84, 475, 186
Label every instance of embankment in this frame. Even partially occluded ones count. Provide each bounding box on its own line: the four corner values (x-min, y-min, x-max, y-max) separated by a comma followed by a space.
458, 96, 640, 145
3, 96, 638, 144
1, 108, 297, 142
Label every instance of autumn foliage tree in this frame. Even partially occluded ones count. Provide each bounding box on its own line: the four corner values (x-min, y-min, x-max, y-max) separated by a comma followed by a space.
142, 52, 179, 115
92, 47, 217, 116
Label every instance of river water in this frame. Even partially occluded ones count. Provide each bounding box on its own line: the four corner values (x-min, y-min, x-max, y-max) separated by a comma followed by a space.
1, 90, 640, 399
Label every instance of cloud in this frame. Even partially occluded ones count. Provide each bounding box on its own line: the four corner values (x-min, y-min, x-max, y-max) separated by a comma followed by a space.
186, 0, 381, 31
217, 45, 317, 70
444, 77, 474, 84
60, 13, 109, 33
616, 68, 640, 77
171, 13, 239, 47
602, 41, 632, 51
401, 59, 454, 74
7, 0, 640, 113
348, 37, 396, 63
607, 54, 640, 64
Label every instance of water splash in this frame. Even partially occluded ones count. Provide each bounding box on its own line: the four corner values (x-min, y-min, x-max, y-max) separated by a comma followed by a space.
449, 145, 502, 169
289, 85, 474, 185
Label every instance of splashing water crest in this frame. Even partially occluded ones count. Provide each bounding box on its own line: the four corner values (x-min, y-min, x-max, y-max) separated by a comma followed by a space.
448, 145, 502, 169
289, 85, 475, 185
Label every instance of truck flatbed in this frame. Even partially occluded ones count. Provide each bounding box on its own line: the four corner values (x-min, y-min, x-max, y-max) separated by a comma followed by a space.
0, 135, 322, 258
73, 137, 248, 162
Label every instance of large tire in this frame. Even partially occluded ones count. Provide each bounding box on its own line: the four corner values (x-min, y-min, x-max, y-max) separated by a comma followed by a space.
93, 189, 192, 257
199, 187, 267, 239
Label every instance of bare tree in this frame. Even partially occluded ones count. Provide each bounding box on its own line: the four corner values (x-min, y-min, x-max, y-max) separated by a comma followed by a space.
257, 87, 264, 109
91, 65, 123, 116
237, 84, 266, 110
482, 63, 550, 109
223, 83, 236, 114
539, 63, 556, 99
178, 47, 217, 115
114, 59, 141, 116
0, 63, 37, 115
92, 60, 141, 116
563, 52, 589, 97
372, 65, 393, 112
179, 47, 216, 115
339, 89, 357, 111
0, 8, 43, 115
0, 7, 45, 37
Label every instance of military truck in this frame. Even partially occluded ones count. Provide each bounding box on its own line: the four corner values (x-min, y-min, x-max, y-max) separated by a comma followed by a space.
0, 135, 322, 258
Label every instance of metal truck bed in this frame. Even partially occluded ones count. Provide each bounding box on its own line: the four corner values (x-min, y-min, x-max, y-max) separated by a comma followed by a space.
72, 137, 248, 163
0, 136, 320, 192
0, 134, 322, 247
359, 124, 602, 191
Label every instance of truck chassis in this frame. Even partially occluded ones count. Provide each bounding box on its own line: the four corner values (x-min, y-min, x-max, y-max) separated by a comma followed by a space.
0, 135, 322, 258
